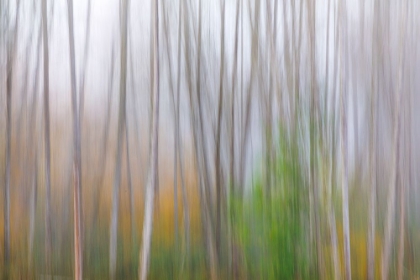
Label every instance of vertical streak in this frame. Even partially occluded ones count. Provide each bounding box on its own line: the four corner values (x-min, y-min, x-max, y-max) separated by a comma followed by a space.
338, 0, 351, 278
381, 1, 408, 279
67, 0, 83, 278
42, 0, 53, 274
139, 0, 159, 278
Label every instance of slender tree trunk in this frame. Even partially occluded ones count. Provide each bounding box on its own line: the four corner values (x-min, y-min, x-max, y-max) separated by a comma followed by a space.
28, 20, 42, 269
67, 0, 83, 278
42, 0, 53, 274
4, 24, 12, 276
238, 0, 260, 196
28, 153, 38, 266
215, 0, 226, 260
381, 1, 407, 279
197, 0, 218, 277
126, 121, 135, 242
93, 49, 115, 226
282, 0, 292, 98
109, 0, 129, 278
329, 203, 340, 280
397, 108, 407, 280
3, 0, 21, 271
183, 0, 218, 277
161, 0, 179, 254
174, 0, 190, 265
338, 0, 351, 278
78, 0, 92, 122
195, 0, 214, 217
139, 0, 159, 278
328, 85, 341, 279
307, 0, 325, 277
229, 0, 241, 195
367, 1, 378, 279
162, 0, 190, 269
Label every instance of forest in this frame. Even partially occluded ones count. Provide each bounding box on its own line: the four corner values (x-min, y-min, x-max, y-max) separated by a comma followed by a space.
1, 0, 419, 279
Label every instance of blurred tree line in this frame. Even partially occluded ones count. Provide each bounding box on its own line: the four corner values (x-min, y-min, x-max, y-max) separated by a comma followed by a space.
0, 0, 419, 279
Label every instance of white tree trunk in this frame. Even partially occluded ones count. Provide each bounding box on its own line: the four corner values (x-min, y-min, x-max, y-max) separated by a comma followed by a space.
381, 2, 407, 279
139, 0, 160, 278
109, 0, 129, 278
338, 0, 351, 278
67, 0, 83, 278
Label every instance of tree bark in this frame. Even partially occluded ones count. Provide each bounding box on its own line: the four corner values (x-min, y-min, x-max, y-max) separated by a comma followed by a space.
215, 0, 226, 260
139, 0, 159, 278
182, 0, 218, 277
28, 18, 42, 269
367, 1, 378, 279
66, 0, 83, 278
78, 0, 92, 122
381, 1, 407, 279
42, 0, 53, 274
92, 48, 115, 226
109, 0, 129, 278
4, 0, 22, 271
126, 119, 135, 243
174, 0, 190, 265
162, 0, 190, 269
338, 0, 351, 278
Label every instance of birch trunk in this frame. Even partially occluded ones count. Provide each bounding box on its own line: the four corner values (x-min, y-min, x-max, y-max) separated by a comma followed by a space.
28, 21, 42, 268
381, 1, 407, 279
215, 0, 226, 259
367, 1, 378, 278
139, 0, 159, 278
109, 0, 129, 277
126, 122, 135, 242
42, 0, 53, 273
4, 0, 22, 271
162, 0, 190, 268
338, 0, 351, 278
67, 0, 83, 278
174, 0, 190, 265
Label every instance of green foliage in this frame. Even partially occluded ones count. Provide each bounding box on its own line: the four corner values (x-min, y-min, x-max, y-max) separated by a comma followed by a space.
232, 127, 312, 279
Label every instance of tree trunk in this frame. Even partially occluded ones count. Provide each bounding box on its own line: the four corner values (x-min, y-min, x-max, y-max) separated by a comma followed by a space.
329, 204, 341, 280
28, 21, 42, 268
109, 0, 129, 278
67, 0, 83, 278
397, 185, 406, 280
42, 0, 53, 274
78, 0, 92, 122
381, 1, 407, 279
4, 11, 13, 270
139, 0, 159, 278
339, 0, 351, 278
162, 0, 190, 269
93, 49, 115, 227
174, 0, 190, 265
215, 0, 226, 260
4, 0, 22, 271
367, 0, 378, 279
126, 121, 135, 243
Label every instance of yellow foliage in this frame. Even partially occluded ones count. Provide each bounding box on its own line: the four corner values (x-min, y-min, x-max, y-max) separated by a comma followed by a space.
323, 223, 382, 280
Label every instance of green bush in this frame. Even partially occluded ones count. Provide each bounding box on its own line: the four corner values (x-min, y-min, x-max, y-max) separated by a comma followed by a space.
232, 128, 312, 279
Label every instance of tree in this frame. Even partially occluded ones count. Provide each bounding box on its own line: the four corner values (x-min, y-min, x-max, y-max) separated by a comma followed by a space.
28, 14, 42, 268
338, 0, 351, 278
42, 0, 53, 273
381, 1, 407, 279
138, 0, 160, 278
109, 0, 129, 278
215, 0, 226, 259
367, 0, 379, 279
66, 0, 83, 278
162, 0, 190, 269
